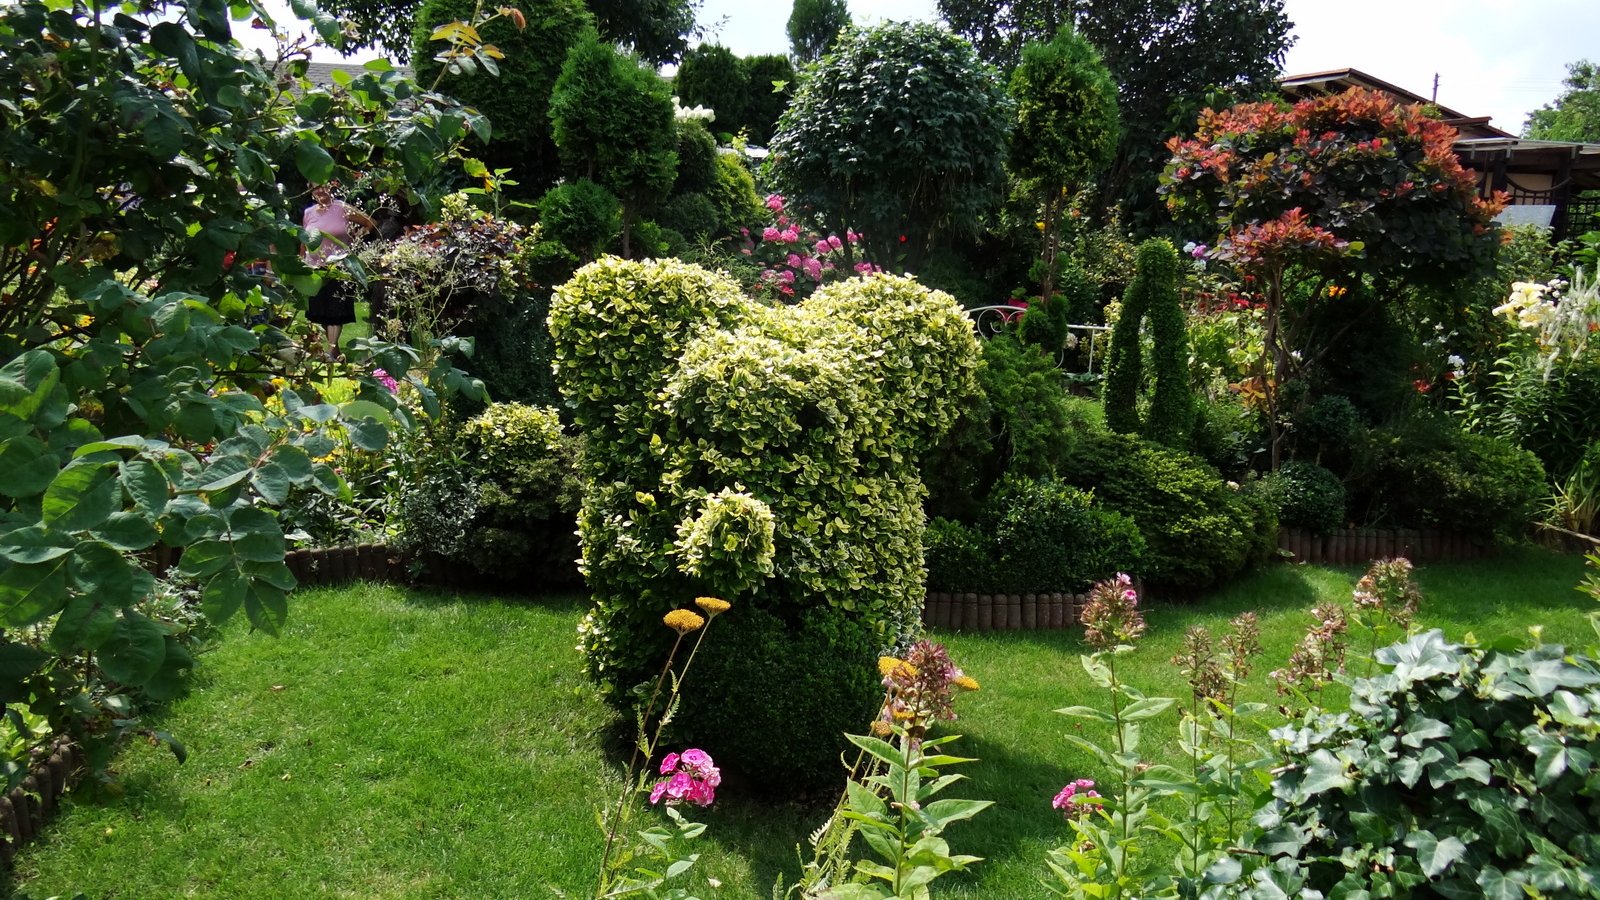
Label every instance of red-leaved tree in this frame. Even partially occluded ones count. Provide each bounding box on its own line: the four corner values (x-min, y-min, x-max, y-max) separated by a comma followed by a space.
1162, 87, 1506, 466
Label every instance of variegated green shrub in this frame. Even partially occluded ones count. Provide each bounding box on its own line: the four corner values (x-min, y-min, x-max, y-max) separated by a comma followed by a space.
549, 257, 981, 776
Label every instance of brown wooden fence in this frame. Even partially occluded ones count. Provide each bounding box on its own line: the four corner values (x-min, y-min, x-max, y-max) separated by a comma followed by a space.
1276, 528, 1493, 566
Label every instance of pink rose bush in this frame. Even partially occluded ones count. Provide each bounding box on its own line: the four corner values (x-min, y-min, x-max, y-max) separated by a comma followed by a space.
740, 193, 881, 301
649, 748, 721, 807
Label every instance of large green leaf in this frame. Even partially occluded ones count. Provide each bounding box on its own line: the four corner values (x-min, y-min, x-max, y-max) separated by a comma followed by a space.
42, 456, 119, 531
243, 582, 288, 636
68, 540, 154, 608
0, 556, 70, 626
201, 573, 246, 623
98, 609, 168, 686
120, 457, 171, 514
51, 592, 118, 652
0, 640, 49, 682
93, 511, 160, 551
0, 435, 61, 498
294, 138, 336, 184
1404, 830, 1467, 879
0, 525, 77, 564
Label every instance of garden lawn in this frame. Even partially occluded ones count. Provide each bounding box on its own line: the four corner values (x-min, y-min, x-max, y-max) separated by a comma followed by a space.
12, 549, 1594, 898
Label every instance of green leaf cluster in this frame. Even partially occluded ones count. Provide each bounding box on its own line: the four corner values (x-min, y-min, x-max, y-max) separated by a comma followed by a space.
548, 257, 981, 711
1235, 630, 1600, 898
768, 21, 1013, 266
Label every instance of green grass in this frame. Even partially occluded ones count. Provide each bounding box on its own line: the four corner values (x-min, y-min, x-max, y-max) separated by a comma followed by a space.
12, 549, 1595, 898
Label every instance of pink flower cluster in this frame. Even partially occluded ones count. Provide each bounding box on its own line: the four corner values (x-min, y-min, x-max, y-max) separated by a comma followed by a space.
372, 367, 399, 394
649, 748, 720, 807
1052, 779, 1099, 818
740, 194, 881, 301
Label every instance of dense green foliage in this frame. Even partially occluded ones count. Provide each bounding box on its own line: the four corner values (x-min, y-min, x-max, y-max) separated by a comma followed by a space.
737, 54, 796, 145
669, 604, 880, 790
1480, 355, 1600, 481
1104, 240, 1192, 447
548, 260, 980, 739
412, 0, 592, 194
1058, 431, 1276, 589
671, 120, 718, 196
1244, 630, 1600, 897
0, 0, 485, 778
583, 0, 701, 65
787, 0, 850, 63
1352, 419, 1546, 537
1007, 25, 1118, 304
939, 0, 1292, 223
1264, 460, 1346, 533
1524, 59, 1600, 142
548, 31, 679, 257
705, 153, 765, 238
673, 44, 747, 136
925, 477, 1144, 593
537, 179, 623, 261
768, 22, 1012, 265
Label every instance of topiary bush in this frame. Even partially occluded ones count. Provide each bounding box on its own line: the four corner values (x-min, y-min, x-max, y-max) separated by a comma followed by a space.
1058, 429, 1276, 589
537, 179, 622, 261
659, 192, 720, 242
1244, 630, 1600, 898
1264, 459, 1346, 533
705, 152, 764, 238
548, 258, 981, 782
672, 120, 718, 196
1103, 239, 1192, 447
1352, 418, 1546, 537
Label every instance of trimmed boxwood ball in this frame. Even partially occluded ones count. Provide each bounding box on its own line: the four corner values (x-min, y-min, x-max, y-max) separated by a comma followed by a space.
537, 179, 621, 261
1266, 460, 1346, 533
549, 258, 982, 777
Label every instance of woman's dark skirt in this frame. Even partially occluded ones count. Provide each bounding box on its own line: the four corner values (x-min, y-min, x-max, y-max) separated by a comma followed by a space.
307, 277, 356, 326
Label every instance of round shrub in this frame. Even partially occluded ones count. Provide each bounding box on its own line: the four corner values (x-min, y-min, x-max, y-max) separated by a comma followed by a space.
923, 517, 993, 592
668, 604, 882, 793
659, 192, 720, 242
976, 476, 1143, 593
1266, 460, 1346, 533
1058, 429, 1275, 589
1292, 393, 1366, 473
1354, 419, 1545, 536
1248, 630, 1600, 896
537, 179, 622, 260
458, 403, 583, 580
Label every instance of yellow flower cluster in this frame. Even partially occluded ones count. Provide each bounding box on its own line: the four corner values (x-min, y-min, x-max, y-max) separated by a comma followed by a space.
877, 656, 917, 680
663, 609, 705, 634
694, 596, 730, 618
952, 675, 980, 692
1493, 281, 1555, 330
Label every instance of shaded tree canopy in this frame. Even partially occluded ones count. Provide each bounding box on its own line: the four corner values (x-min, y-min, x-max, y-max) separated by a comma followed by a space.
787, 0, 851, 63
739, 54, 796, 145
326, 0, 698, 64
938, 0, 1294, 227
1524, 60, 1600, 142
675, 43, 748, 134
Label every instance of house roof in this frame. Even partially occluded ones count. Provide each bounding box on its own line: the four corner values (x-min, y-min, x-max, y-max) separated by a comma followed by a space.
299, 60, 413, 87
1279, 67, 1512, 139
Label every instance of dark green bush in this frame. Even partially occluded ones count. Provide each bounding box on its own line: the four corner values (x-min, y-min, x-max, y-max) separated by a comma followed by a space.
923, 517, 993, 591
1246, 630, 1600, 897
978, 477, 1143, 593
1104, 239, 1191, 447
738, 54, 796, 145
1265, 460, 1346, 533
1353, 418, 1545, 536
659, 192, 720, 242
1190, 394, 1265, 479
1018, 292, 1070, 355
668, 604, 882, 793
673, 43, 748, 136
537, 179, 622, 260
706, 152, 764, 237
467, 292, 560, 408
673, 120, 718, 195
1291, 393, 1366, 473
1058, 429, 1275, 589
1485, 355, 1600, 481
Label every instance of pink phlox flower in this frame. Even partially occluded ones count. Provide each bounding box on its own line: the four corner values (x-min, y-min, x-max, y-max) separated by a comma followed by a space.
649, 780, 670, 804
815, 239, 832, 254
765, 193, 785, 212
740, 227, 750, 236
659, 752, 680, 775
779, 228, 800, 243
853, 261, 875, 275
846, 229, 859, 242
787, 253, 803, 268
762, 226, 782, 242
650, 748, 720, 807
372, 368, 399, 394
778, 269, 796, 283
761, 268, 777, 282
1116, 573, 1132, 586
740, 248, 752, 255
828, 234, 843, 250
802, 258, 824, 281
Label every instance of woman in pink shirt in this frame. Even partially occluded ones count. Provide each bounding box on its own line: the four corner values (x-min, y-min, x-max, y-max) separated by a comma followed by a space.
303, 182, 376, 359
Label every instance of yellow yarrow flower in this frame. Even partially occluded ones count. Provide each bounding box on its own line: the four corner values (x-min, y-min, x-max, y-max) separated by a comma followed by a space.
952, 675, 980, 692
694, 596, 730, 618
877, 657, 917, 680
663, 609, 705, 634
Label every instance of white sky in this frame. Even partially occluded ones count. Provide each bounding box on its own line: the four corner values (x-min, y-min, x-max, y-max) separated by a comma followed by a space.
247, 0, 1600, 136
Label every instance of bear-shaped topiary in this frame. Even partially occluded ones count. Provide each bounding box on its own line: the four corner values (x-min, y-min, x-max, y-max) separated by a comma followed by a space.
548, 257, 981, 787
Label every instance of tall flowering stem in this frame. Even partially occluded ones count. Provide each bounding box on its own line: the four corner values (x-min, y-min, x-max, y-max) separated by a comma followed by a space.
595, 598, 728, 898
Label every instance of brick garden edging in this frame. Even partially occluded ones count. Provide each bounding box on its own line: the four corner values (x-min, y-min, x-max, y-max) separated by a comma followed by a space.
0, 739, 83, 866
1276, 527, 1492, 566
284, 544, 404, 587
921, 591, 1086, 632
